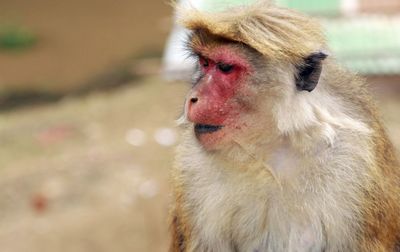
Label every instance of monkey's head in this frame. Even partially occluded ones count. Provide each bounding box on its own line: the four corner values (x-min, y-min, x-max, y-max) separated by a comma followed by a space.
179, 2, 328, 151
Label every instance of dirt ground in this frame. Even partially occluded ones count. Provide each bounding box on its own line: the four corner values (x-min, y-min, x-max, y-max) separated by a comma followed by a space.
0, 0, 171, 92
0, 76, 188, 252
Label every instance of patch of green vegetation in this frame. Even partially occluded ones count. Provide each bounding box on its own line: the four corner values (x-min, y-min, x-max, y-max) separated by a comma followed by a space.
0, 25, 37, 51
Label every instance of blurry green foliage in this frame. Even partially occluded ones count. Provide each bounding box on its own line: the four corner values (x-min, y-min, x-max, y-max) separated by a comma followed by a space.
324, 18, 400, 75
0, 25, 37, 50
276, 0, 340, 15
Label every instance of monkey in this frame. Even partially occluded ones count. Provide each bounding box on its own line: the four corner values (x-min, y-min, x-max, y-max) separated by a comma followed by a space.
169, 1, 400, 251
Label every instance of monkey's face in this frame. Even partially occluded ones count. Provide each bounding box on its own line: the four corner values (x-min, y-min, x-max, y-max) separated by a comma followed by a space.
184, 31, 327, 151
185, 44, 268, 150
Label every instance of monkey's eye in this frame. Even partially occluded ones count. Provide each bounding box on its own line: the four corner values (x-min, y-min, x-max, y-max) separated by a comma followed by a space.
217, 63, 234, 74
199, 57, 209, 68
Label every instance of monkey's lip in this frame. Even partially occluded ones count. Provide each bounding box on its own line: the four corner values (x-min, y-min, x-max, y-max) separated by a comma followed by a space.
194, 124, 224, 134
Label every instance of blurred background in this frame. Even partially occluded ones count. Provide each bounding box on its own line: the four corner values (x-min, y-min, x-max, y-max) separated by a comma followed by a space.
0, 0, 399, 251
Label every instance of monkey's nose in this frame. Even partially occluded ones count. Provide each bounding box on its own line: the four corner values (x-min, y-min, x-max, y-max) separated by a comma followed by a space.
190, 97, 198, 104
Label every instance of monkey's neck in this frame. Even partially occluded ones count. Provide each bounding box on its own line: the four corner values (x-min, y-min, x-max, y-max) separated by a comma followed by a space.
179, 130, 370, 251
216, 123, 372, 189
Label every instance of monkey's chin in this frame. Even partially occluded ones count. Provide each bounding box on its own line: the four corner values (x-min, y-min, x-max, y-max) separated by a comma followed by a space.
194, 124, 226, 150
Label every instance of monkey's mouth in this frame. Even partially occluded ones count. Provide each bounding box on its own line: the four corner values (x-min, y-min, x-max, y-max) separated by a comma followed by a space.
194, 124, 223, 134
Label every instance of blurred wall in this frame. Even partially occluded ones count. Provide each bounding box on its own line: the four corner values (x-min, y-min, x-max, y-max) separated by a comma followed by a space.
360, 0, 400, 13
0, 0, 172, 92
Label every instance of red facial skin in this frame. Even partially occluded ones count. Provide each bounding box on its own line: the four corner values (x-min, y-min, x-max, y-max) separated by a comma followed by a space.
186, 46, 253, 149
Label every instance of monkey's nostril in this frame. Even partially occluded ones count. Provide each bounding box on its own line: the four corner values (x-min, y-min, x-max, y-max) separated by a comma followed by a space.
190, 97, 198, 103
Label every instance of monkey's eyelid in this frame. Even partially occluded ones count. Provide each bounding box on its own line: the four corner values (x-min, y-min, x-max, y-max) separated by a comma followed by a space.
202, 59, 209, 67
217, 63, 234, 73
197, 55, 210, 68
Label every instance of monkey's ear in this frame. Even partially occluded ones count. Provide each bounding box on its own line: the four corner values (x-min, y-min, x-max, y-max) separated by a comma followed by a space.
295, 52, 328, 92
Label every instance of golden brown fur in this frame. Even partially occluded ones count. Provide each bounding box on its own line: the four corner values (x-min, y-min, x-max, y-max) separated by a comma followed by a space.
177, 1, 325, 63
170, 1, 400, 251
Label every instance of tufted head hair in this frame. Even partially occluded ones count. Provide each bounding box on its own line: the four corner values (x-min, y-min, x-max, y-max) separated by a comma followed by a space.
177, 0, 327, 64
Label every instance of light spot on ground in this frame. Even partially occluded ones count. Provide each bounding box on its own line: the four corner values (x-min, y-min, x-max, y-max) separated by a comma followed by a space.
125, 128, 147, 147
154, 127, 177, 146
138, 179, 159, 199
